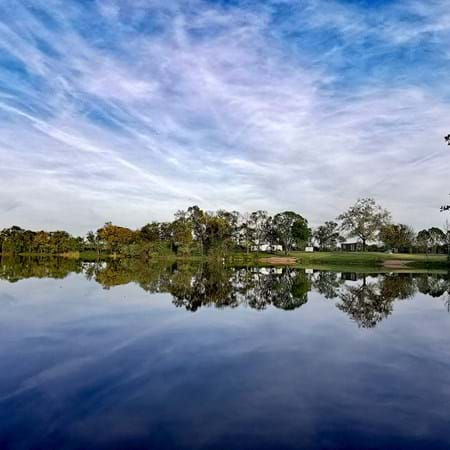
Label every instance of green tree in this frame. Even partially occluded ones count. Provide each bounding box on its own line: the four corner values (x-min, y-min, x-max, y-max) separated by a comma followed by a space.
170, 218, 193, 255
140, 222, 162, 242
177, 206, 207, 255
337, 198, 391, 251
272, 211, 310, 255
416, 229, 431, 254
379, 224, 415, 252
416, 227, 446, 254
238, 213, 255, 254
428, 227, 445, 253
86, 230, 102, 256
204, 214, 233, 255
313, 221, 341, 251
249, 210, 269, 252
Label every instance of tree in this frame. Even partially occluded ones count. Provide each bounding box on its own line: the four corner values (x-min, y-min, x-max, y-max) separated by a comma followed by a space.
177, 206, 207, 255
218, 210, 240, 242
140, 222, 162, 242
86, 230, 102, 256
416, 229, 431, 254
416, 227, 445, 254
33, 231, 50, 254
238, 213, 254, 254
337, 198, 391, 251
428, 227, 445, 253
170, 218, 193, 255
272, 212, 310, 255
97, 223, 138, 255
379, 224, 415, 252
249, 210, 269, 252
203, 214, 233, 255
0, 226, 28, 254
445, 221, 450, 261
313, 221, 341, 251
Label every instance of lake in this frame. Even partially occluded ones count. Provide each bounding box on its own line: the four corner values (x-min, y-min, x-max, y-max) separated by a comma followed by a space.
0, 258, 450, 450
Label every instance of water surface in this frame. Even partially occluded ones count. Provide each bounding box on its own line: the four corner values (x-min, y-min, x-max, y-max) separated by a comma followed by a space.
0, 258, 449, 450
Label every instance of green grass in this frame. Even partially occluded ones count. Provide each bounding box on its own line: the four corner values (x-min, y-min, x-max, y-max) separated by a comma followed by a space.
289, 251, 449, 269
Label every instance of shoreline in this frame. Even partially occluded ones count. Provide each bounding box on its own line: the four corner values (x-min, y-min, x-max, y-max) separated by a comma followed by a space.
1, 251, 448, 271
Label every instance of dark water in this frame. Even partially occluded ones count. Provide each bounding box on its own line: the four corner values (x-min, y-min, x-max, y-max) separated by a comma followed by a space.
1, 258, 450, 450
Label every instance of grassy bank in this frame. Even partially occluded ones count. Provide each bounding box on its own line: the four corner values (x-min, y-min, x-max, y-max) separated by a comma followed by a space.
289, 251, 449, 270
3, 250, 449, 271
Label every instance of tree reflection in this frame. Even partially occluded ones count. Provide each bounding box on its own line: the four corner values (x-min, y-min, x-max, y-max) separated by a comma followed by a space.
1, 257, 449, 326
311, 271, 344, 299
415, 273, 449, 297
336, 274, 417, 328
0, 256, 83, 282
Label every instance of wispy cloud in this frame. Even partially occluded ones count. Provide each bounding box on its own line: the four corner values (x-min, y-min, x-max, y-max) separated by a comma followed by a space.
0, 0, 449, 233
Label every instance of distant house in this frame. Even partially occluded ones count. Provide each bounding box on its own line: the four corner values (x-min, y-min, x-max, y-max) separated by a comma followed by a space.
251, 243, 283, 252
339, 241, 385, 252
340, 241, 363, 252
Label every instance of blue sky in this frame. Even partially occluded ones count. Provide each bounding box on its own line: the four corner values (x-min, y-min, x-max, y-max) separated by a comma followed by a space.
0, 0, 449, 233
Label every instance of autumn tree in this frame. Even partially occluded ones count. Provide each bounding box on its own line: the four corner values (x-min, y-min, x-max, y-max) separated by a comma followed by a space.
97, 223, 138, 255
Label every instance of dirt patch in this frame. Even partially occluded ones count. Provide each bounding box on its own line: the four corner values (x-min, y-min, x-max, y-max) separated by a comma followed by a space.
383, 260, 410, 268
258, 257, 297, 265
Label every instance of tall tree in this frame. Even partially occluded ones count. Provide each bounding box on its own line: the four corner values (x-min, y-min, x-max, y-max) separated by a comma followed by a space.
272, 212, 310, 255
170, 218, 193, 255
417, 227, 446, 254
337, 198, 391, 251
238, 213, 254, 254
416, 229, 431, 254
203, 214, 233, 255
249, 210, 269, 252
379, 224, 415, 252
428, 227, 445, 253
177, 206, 207, 255
313, 221, 341, 251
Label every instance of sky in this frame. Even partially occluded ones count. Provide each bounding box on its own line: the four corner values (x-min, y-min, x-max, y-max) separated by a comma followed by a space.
0, 0, 449, 234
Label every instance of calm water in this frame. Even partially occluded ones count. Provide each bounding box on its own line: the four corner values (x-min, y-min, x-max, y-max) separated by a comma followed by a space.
1, 258, 450, 450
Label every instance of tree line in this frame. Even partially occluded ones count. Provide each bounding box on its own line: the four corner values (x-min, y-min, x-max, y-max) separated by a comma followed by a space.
0, 199, 449, 257
314, 198, 450, 255
0, 207, 310, 257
